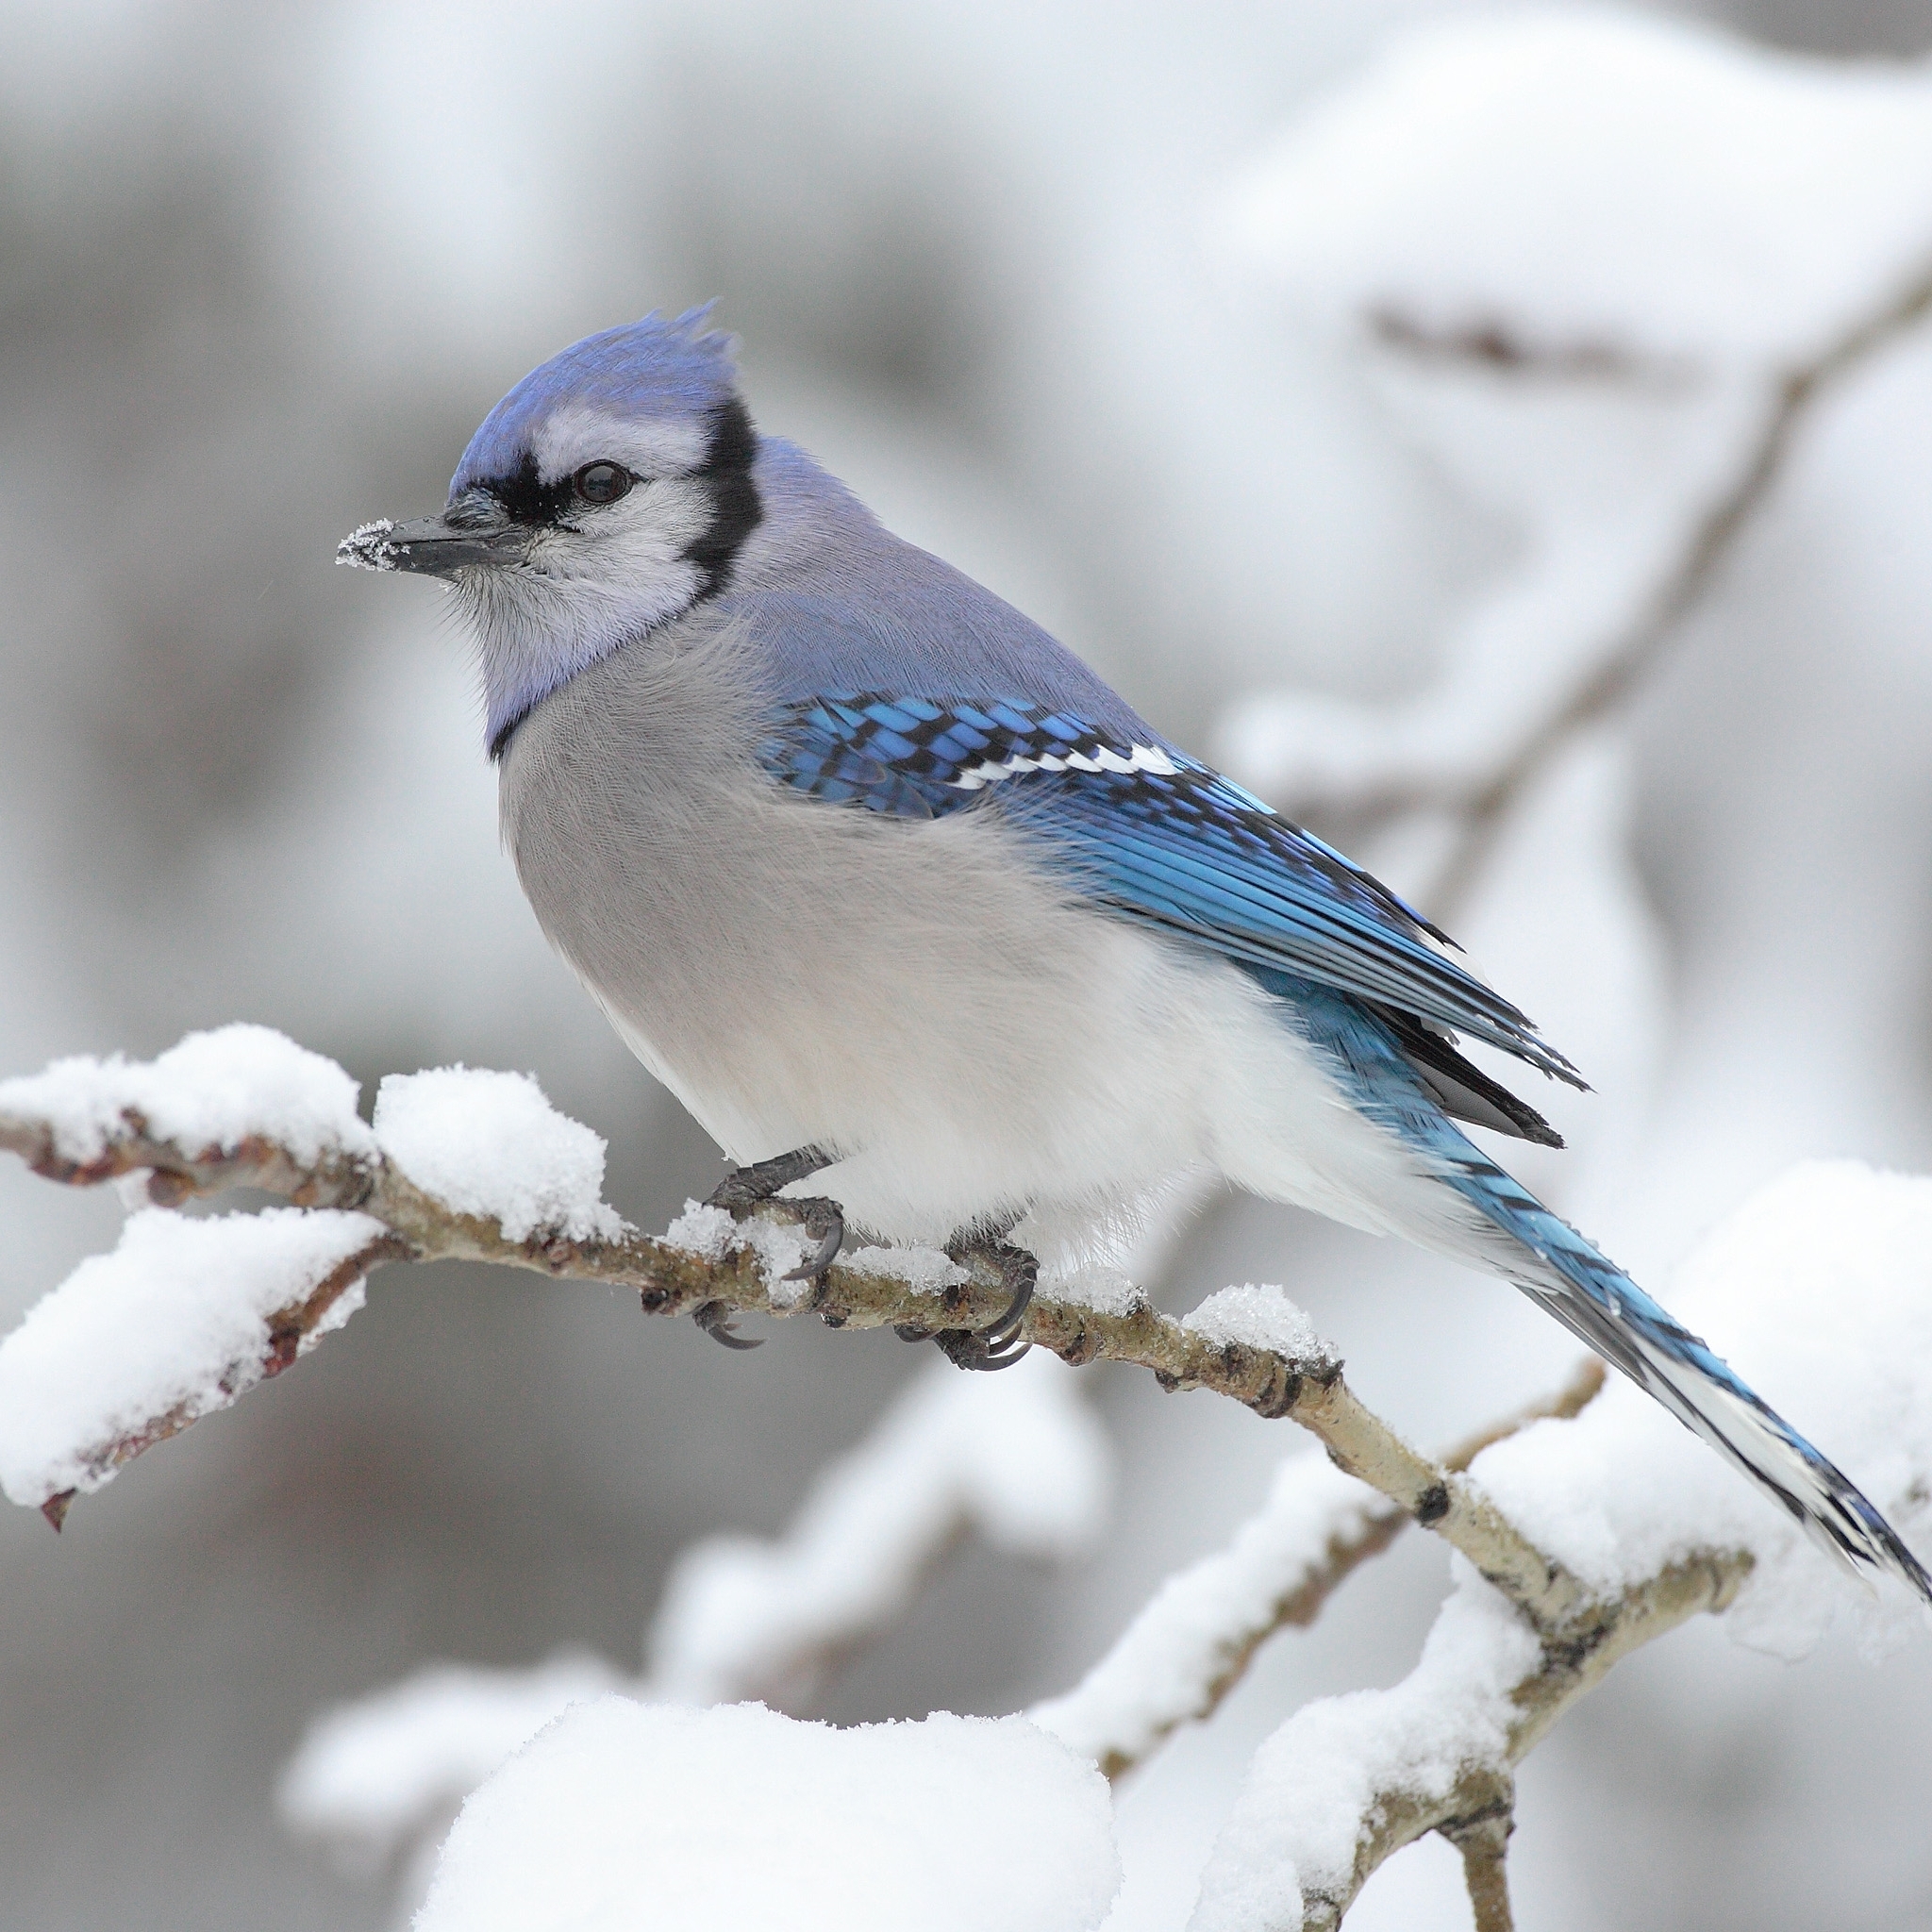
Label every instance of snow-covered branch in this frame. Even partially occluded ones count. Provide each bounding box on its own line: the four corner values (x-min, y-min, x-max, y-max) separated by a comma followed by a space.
8, 1033, 1929, 1931
0, 1027, 1588, 1649
1031, 1359, 1605, 1780
1183, 1158, 1932, 1929
1212, 12, 1932, 920
1190, 1548, 1752, 1932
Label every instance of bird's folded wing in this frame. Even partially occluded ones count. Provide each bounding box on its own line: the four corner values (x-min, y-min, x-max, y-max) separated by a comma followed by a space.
761, 694, 1581, 1087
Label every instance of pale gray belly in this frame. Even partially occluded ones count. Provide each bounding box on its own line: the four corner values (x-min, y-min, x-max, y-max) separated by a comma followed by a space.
494, 631, 1255, 1237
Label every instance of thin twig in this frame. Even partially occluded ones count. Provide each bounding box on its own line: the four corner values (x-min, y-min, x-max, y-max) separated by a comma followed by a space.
1317, 258, 1932, 922
1046, 1358, 1605, 1781
0, 1098, 1591, 1634
1298, 1547, 1753, 1929
1438, 1778, 1516, 1932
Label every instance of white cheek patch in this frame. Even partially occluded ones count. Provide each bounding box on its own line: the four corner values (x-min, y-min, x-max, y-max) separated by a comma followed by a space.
531, 402, 712, 483
539, 475, 710, 558
949, 744, 1180, 791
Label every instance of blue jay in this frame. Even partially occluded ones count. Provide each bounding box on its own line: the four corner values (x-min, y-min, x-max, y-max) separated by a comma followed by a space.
343, 308, 1929, 1602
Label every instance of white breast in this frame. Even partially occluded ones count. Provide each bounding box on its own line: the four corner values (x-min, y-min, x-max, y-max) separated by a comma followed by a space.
500, 627, 1437, 1261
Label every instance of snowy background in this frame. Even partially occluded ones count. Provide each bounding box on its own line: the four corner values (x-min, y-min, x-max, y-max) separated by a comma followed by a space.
6, 2, 1932, 1927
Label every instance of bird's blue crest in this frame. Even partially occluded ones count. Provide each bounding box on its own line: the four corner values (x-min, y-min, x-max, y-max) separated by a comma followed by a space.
452, 307, 741, 493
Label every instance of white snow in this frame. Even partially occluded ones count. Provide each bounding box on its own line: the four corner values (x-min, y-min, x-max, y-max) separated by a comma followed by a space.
647, 1349, 1110, 1706
1208, 12, 1932, 845
1187, 1563, 1539, 1932
662, 1199, 737, 1261
335, 518, 399, 570
373, 1067, 624, 1242
0, 1206, 384, 1507
1181, 1283, 1334, 1365
1214, 11, 1932, 368
414, 1698, 1122, 1932
1032, 1452, 1381, 1771
1472, 1160, 1932, 1661
659, 1196, 810, 1303
279, 1654, 623, 1873
1183, 1160, 1932, 1927
0, 1024, 374, 1167
840, 1241, 968, 1292
658, 1201, 931, 1309
1038, 1259, 1149, 1320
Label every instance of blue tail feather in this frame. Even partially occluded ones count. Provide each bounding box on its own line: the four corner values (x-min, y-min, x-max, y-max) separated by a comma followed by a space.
1267, 970, 1932, 1604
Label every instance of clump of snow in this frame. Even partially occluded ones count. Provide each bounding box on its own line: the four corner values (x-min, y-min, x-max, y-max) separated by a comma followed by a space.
1472, 1160, 1932, 1660
662, 1200, 736, 1261
0, 1024, 373, 1167
335, 519, 399, 571
737, 1216, 814, 1308
660, 1199, 903, 1309
1032, 1451, 1381, 1768
1213, 12, 1932, 368
0, 1207, 384, 1507
1038, 1259, 1148, 1319
647, 1352, 1110, 1706
373, 1068, 624, 1243
841, 1242, 968, 1292
279, 1654, 622, 1873
415, 1698, 1122, 1932
1183, 1283, 1334, 1365
1189, 1564, 1539, 1932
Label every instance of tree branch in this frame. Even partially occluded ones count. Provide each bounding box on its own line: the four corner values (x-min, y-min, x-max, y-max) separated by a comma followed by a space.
0, 1072, 1591, 1641
1421, 255, 1932, 916
1227, 255, 1932, 927
1035, 1358, 1604, 1779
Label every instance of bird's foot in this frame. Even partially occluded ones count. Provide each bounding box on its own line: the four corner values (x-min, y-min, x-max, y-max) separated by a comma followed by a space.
697, 1144, 845, 1347
908, 1236, 1036, 1372
691, 1299, 762, 1350
777, 1197, 846, 1284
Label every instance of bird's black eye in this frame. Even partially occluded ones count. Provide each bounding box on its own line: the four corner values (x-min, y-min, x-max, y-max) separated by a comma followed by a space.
573, 460, 633, 505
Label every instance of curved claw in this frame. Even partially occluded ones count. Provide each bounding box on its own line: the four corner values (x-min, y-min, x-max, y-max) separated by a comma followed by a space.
974, 1341, 1032, 1371
781, 1207, 845, 1283
693, 1300, 763, 1350
934, 1327, 1032, 1372
983, 1272, 1034, 1349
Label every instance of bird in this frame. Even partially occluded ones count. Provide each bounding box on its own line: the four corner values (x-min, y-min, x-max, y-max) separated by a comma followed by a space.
341, 306, 1930, 1604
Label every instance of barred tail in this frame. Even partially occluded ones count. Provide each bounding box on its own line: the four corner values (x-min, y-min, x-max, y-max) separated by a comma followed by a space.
1438, 1150, 1932, 1604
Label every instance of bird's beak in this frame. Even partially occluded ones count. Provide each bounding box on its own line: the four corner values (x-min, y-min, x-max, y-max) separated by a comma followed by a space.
336, 513, 532, 578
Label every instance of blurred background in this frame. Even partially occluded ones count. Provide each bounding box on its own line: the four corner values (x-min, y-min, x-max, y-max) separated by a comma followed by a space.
6, 1, 1932, 1927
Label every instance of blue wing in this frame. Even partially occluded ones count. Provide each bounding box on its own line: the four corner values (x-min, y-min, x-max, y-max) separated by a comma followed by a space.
761, 694, 1582, 1090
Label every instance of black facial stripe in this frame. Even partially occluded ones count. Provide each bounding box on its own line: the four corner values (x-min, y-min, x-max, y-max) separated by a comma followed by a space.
474, 394, 762, 588
481, 450, 575, 525
682, 395, 763, 599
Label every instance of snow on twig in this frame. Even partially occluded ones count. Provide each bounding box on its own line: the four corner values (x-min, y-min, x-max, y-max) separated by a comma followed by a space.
8, 1031, 1930, 1930
646, 1348, 1109, 1707
1209, 12, 1932, 921
414, 1700, 1123, 1932
1186, 1161, 1932, 1928
1031, 1360, 1605, 1779
0, 1028, 1576, 1643
0, 1206, 401, 1526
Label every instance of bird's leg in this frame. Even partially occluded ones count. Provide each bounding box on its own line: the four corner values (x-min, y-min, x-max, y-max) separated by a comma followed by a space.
898, 1222, 1036, 1372
697, 1146, 845, 1350
706, 1143, 836, 1211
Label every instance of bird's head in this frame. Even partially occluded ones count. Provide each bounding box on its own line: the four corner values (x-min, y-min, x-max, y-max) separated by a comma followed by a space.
341, 307, 762, 756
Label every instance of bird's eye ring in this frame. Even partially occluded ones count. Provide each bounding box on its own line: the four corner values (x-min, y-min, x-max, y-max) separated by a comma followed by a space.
573, 461, 633, 505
